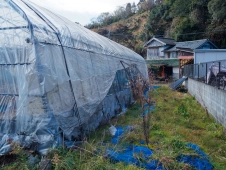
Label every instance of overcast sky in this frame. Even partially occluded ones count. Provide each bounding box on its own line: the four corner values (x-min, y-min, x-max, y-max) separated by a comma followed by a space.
29, 0, 140, 26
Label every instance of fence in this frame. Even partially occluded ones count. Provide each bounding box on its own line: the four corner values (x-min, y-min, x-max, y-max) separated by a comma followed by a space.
183, 60, 226, 90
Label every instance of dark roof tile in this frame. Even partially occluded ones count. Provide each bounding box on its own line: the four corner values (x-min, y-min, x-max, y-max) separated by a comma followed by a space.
164, 39, 217, 52
143, 37, 175, 47
175, 39, 208, 50
157, 37, 176, 45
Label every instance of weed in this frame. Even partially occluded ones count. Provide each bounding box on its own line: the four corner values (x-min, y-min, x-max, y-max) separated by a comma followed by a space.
174, 102, 190, 118
170, 139, 186, 150
151, 123, 160, 130
1, 142, 30, 170
3, 86, 226, 169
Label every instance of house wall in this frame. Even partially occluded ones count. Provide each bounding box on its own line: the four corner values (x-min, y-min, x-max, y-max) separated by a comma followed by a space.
146, 40, 163, 47
179, 51, 193, 56
187, 78, 226, 128
159, 47, 164, 57
147, 47, 165, 60
164, 53, 168, 58
146, 42, 175, 60
173, 67, 179, 80
147, 48, 159, 60
170, 52, 178, 58
194, 49, 226, 64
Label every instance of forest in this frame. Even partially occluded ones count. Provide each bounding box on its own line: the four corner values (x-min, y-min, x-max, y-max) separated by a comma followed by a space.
86, 0, 226, 56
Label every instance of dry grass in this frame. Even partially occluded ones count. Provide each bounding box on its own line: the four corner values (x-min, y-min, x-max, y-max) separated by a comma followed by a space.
149, 86, 226, 169
2, 86, 226, 170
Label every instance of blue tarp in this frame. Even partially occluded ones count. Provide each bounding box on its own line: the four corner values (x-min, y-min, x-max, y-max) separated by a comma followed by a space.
152, 86, 160, 89
107, 127, 213, 170
177, 143, 213, 170
107, 146, 163, 170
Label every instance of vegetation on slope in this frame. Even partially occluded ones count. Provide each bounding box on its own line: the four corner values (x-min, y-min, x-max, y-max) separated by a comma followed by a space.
87, 0, 226, 57
90, 11, 149, 57
2, 86, 226, 169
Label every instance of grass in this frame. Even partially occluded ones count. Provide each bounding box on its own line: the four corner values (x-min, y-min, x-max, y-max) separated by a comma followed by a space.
149, 86, 226, 169
1, 86, 226, 169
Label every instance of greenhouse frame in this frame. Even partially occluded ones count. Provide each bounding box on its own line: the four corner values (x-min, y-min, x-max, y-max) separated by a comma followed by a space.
0, 0, 148, 154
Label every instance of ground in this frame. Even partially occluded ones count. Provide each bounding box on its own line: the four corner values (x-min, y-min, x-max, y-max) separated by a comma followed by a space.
1, 86, 226, 170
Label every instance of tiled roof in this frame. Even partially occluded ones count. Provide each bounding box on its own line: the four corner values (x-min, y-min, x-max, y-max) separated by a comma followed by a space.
157, 37, 176, 45
175, 39, 208, 50
143, 37, 175, 47
163, 45, 177, 52
165, 39, 215, 52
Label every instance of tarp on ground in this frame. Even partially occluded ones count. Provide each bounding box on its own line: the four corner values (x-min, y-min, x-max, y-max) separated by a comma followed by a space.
107, 127, 213, 170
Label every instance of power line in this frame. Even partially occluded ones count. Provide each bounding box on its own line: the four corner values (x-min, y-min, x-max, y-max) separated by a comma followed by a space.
98, 29, 226, 40
174, 29, 226, 36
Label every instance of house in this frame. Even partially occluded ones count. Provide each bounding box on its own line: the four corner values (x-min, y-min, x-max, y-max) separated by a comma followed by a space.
164, 39, 218, 77
144, 37, 218, 79
144, 36, 176, 60
144, 36, 178, 79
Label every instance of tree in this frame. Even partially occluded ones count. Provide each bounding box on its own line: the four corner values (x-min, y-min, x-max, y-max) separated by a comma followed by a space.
114, 6, 126, 20
208, 0, 226, 23
131, 2, 137, 13
155, 0, 164, 5
170, 0, 192, 17
173, 17, 200, 41
125, 3, 132, 17
146, 0, 155, 11
96, 12, 112, 26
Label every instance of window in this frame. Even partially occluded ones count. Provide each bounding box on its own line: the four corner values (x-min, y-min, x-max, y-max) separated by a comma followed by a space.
147, 48, 159, 59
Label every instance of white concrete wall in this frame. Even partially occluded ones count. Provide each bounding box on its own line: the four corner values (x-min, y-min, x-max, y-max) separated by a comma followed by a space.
173, 67, 179, 79
187, 78, 226, 128
173, 67, 179, 74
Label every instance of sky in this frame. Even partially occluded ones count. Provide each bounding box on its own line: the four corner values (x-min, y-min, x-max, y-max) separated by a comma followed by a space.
29, 0, 140, 26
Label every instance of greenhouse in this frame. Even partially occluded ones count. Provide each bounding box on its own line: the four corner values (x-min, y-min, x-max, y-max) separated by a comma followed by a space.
0, 0, 148, 155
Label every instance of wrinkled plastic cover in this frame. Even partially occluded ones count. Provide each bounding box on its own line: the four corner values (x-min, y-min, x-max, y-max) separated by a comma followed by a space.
0, 0, 148, 155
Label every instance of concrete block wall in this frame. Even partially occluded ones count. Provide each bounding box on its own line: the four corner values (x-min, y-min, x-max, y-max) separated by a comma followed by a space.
187, 78, 226, 127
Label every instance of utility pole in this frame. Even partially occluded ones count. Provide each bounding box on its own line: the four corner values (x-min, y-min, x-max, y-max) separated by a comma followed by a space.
108, 27, 111, 39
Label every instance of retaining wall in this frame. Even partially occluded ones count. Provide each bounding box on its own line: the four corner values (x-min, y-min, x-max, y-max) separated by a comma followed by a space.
187, 78, 226, 127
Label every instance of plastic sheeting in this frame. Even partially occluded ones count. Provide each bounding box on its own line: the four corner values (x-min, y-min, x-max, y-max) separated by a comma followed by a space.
107, 127, 213, 170
169, 77, 187, 90
206, 63, 226, 84
0, 0, 148, 155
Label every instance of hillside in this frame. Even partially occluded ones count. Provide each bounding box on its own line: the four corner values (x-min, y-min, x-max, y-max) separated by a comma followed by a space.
91, 11, 149, 57
89, 0, 226, 57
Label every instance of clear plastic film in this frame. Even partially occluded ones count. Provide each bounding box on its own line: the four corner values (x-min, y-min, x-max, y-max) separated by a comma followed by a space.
0, 0, 148, 155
